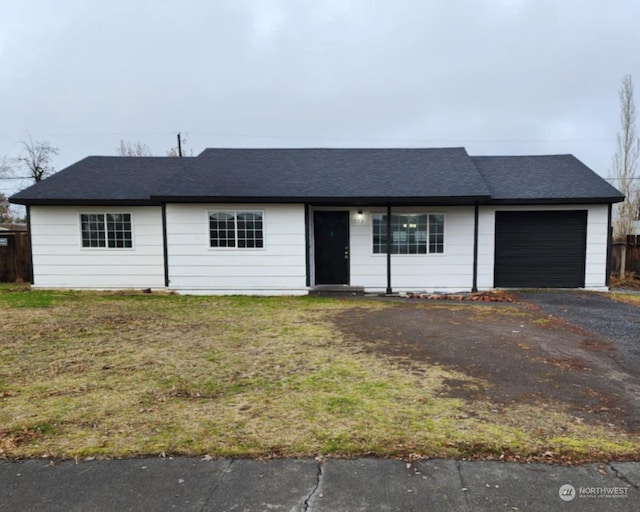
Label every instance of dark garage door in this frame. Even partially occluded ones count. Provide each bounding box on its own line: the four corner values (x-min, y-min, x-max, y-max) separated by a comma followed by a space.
494, 210, 587, 288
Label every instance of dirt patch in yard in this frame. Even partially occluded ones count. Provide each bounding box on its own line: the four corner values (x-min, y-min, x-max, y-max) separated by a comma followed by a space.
332, 302, 640, 433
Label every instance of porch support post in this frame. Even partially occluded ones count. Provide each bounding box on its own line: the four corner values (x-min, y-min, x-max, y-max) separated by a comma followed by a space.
472, 202, 479, 292
161, 203, 170, 288
26, 205, 34, 285
386, 204, 392, 294
304, 203, 311, 287
606, 203, 613, 286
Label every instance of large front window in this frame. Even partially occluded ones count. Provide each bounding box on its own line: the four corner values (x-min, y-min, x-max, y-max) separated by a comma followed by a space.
372, 213, 444, 254
80, 213, 132, 248
209, 210, 264, 248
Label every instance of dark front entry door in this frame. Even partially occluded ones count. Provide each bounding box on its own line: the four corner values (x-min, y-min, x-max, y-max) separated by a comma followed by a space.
314, 211, 350, 285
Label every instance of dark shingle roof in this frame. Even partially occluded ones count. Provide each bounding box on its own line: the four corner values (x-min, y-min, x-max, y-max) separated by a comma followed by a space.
10, 156, 194, 205
10, 148, 623, 206
154, 148, 490, 204
472, 155, 624, 204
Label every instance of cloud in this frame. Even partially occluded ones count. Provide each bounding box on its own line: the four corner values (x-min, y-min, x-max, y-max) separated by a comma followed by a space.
0, 0, 638, 194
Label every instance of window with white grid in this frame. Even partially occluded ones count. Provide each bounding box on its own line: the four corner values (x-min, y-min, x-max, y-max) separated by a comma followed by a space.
372, 213, 444, 254
209, 210, 264, 248
80, 213, 132, 249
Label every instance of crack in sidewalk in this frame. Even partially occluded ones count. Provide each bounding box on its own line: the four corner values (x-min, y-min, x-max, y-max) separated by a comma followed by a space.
302, 459, 324, 511
609, 463, 640, 491
455, 461, 473, 512
199, 459, 234, 512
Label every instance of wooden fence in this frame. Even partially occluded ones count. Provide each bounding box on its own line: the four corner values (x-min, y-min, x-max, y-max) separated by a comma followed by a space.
0, 231, 31, 283
611, 235, 640, 277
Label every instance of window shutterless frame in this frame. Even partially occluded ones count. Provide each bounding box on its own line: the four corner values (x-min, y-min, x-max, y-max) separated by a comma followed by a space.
372, 213, 445, 255
208, 210, 265, 249
79, 213, 134, 249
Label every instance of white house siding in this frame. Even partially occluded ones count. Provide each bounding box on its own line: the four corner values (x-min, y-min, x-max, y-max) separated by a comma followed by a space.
166, 203, 307, 295
344, 206, 476, 293
29, 206, 165, 289
476, 204, 610, 291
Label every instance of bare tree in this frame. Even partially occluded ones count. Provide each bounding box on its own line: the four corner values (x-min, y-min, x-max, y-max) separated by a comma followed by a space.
17, 137, 60, 183
166, 146, 194, 157
0, 192, 10, 223
611, 75, 640, 242
0, 156, 13, 178
16, 137, 60, 183
117, 140, 153, 157
0, 191, 24, 223
116, 137, 194, 158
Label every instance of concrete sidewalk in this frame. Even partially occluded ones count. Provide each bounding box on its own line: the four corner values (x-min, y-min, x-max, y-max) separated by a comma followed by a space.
1, 457, 639, 511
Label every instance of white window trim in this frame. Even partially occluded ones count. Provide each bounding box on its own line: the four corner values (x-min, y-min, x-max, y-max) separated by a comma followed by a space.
78, 212, 135, 250
207, 209, 266, 250
371, 212, 446, 256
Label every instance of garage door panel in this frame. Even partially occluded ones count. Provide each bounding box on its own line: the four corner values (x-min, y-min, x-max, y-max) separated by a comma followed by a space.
494, 210, 587, 288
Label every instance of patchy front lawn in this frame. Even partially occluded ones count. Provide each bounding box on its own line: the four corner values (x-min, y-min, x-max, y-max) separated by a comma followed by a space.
0, 285, 638, 462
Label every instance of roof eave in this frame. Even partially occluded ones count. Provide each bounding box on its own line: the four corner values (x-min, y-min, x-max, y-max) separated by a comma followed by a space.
11, 196, 623, 207
9, 198, 161, 207
487, 196, 625, 205
150, 195, 492, 206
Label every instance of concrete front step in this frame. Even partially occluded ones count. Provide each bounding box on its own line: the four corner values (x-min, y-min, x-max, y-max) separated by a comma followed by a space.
308, 285, 365, 297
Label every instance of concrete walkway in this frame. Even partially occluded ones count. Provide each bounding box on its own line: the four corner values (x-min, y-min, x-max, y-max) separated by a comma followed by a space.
1, 457, 639, 511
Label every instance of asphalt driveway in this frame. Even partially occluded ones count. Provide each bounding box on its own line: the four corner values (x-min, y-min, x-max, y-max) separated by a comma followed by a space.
519, 290, 640, 374
333, 291, 640, 432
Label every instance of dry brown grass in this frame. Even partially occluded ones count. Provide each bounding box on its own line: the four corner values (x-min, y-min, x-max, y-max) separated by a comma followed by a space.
1, 285, 638, 462
611, 292, 640, 306
609, 273, 640, 291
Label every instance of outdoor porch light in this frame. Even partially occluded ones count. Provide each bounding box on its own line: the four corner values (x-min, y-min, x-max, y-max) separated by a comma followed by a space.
352, 210, 367, 225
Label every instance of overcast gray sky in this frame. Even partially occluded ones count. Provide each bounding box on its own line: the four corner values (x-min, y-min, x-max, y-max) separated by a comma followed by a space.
1, 0, 639, 197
